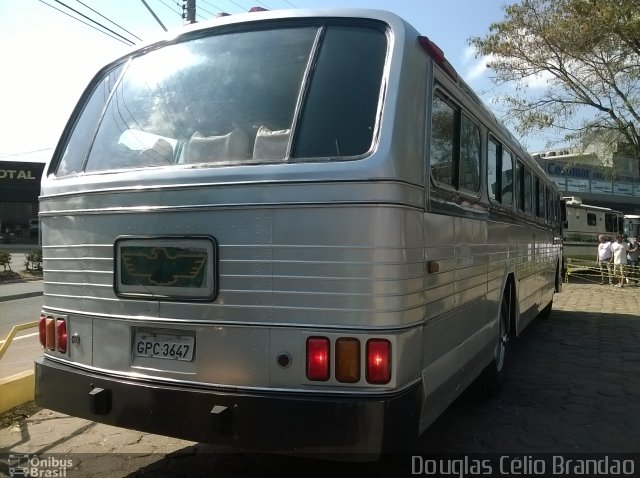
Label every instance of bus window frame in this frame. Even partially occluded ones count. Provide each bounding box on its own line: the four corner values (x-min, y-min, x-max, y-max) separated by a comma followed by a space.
429, 87, 482, 200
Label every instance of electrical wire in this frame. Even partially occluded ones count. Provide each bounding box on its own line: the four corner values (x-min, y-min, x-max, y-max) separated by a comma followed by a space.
253, 0, 272, 9
196, 4, 216, 17
224, 0, 250, 12
155, 0, 182, 17
49, 0, 137, 45
37, 0, 134, 46
199, 0, 225, 12
72, 0, 143, 42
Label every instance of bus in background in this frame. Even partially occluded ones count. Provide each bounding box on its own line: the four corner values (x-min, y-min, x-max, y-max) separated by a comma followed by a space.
35, 8, 563, 458
562, 196, 624, 260
625, 215, 640, 238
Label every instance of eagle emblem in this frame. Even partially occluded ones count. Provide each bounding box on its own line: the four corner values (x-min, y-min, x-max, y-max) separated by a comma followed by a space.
121, 246, 207, 287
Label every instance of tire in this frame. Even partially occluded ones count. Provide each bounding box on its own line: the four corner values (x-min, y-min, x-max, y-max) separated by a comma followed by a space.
482, 293, 510, 397
540, 298, 553, 319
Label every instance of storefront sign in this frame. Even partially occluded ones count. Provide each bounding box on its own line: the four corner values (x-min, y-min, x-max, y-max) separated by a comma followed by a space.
0, 161, 45, 203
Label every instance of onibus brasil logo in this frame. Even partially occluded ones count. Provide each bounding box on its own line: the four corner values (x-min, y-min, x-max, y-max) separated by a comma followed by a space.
7, 454, 73, 477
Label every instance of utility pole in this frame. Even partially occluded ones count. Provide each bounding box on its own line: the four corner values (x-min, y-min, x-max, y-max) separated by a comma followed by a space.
182, 0, 196, 24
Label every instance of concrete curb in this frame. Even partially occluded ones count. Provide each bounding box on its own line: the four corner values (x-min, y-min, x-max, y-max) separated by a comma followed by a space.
0, 370, 34, 414
0, 291, 43, 303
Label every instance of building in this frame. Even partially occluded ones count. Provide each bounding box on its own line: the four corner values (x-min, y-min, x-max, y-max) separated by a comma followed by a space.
0, 160, 46, 243
533, 146, 640, 215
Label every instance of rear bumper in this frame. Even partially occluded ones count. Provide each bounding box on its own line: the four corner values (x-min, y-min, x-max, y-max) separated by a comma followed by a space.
35, 357, 421, 457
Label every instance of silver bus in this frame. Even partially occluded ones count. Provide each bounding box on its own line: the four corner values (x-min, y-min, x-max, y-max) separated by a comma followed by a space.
35, 8, 563, 457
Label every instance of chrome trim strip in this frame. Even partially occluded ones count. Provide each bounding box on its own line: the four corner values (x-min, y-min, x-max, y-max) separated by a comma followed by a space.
41, 307, 426, 331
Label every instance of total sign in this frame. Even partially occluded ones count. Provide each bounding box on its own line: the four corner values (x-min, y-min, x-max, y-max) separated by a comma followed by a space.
0, 169, 37, 180
0, 161, 45, 203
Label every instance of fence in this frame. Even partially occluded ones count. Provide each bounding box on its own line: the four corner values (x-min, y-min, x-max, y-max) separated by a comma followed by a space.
565, 258, 640, 286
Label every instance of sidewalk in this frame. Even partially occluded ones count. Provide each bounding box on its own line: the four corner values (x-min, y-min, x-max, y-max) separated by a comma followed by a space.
0, 244, 43, 302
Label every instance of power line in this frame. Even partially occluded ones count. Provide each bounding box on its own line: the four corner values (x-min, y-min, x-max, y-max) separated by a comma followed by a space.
0, 148, 54, 158
155, 0, 182, 17
224, 0, 251, 12
50, 0, 137, 45
199, 0, 224, 12
197, 5, 216, 17
253, 0, 272, 9
72, 0, 143, 42
37, 0, 134, 46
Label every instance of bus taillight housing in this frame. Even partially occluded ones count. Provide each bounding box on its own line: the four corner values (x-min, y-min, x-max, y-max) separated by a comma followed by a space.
38, 314, 46, 347
366, 339, 391, 384
306, 337, 330, 381
307, 336, 392, 384
56, 319, 67, 353
335, 337, 360, 383
38, 314, 67, 353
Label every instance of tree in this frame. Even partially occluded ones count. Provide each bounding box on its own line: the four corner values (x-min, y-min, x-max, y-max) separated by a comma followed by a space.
470, 0, 640, 170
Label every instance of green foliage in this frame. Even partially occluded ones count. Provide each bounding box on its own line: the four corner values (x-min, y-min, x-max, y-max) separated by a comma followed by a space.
0, 250, 11, 271
469, 0, 640, 165
24, 248, 42, 271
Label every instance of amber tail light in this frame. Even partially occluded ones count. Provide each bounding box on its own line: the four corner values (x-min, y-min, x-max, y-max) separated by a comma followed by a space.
336, 337, 360, 383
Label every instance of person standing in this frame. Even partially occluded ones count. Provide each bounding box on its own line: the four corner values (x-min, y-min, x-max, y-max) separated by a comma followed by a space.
597, 234, 613, 285
627, 236, 639, 284
611, 235, 629, 288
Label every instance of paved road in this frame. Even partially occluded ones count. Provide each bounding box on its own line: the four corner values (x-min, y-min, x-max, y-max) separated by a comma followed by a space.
1, 281, 639, 477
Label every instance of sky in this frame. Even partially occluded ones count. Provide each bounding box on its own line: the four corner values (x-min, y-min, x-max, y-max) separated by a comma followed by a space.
0, 0, 555, 163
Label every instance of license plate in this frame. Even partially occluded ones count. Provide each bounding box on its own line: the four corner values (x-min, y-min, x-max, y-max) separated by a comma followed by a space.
134, 333, 195, 361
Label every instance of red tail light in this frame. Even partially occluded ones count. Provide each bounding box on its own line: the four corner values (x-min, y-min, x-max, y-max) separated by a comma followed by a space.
56, 319, 67, 353
366, 339, 391, 384
39, 314, 46, 347
306, 337, 330, 381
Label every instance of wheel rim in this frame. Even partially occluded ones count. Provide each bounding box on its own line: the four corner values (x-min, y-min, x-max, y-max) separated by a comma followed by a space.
494, 303, 508, 372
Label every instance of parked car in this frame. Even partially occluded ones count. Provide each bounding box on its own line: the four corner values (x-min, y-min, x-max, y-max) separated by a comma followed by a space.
29, 218, 40, 238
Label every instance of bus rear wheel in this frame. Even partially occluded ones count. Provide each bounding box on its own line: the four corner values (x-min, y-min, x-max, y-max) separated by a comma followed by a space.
483, 293, 510, 397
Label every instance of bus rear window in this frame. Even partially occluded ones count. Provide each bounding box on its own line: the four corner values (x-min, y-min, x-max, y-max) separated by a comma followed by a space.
54, 23, 387, 176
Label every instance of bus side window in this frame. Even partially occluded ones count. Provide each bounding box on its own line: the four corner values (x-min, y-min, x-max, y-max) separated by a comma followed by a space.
459, 115, 480, 193
536, 177, 546, 219
487, 138, 499, 202
516, 160, 525, 212
524, 167, 533, 214
605, 213, 614, 232
430, 95, 456, 187
501, 150, 514, 207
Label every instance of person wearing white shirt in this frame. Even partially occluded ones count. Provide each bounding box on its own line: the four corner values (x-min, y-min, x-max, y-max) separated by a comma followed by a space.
611, 235, 629, 288
596, 234, 613, 285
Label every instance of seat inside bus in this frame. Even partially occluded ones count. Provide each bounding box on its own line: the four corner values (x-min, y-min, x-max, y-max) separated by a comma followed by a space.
185, 128, 250, 163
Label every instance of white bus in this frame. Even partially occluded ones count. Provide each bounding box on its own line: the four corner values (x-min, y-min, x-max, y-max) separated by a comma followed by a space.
35, 8, 563, 458
562, 197, 624, 260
